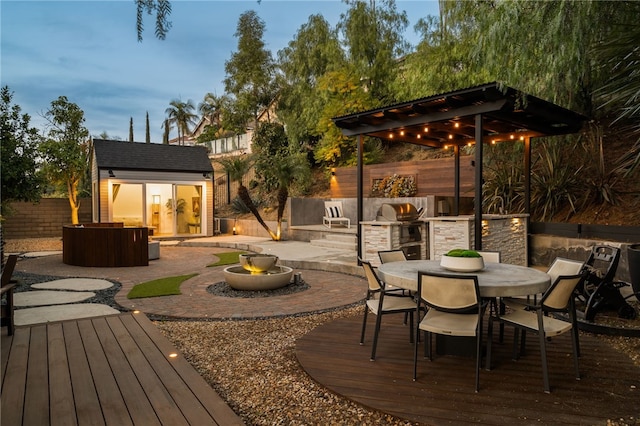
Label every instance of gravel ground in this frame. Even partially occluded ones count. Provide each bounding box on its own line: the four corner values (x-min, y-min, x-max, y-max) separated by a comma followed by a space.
5, 238, 639, 425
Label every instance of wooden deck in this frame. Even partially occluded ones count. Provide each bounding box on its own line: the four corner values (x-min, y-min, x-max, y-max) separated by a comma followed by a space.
1, 312, 243, 426
296, 315, 639, 425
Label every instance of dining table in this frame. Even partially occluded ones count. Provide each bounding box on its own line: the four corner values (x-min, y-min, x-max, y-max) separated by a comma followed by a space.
376, 259, 552, 357
376, 260, 551, 298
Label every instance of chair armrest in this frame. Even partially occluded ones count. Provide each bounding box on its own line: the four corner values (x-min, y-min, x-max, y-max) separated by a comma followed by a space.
1, 284, 16, 295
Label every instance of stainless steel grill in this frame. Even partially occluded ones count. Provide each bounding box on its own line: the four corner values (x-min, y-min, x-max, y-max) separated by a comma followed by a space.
376, 203, 421, 222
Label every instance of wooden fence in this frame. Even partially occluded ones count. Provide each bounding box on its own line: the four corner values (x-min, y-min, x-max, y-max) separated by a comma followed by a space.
330, 157, 476, 198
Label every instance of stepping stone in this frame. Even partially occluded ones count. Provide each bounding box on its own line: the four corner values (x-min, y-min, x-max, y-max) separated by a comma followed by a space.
14, 290, 96, 307
15, 304, 121, 326
32, 278, 113, 291
22, 251, 63, 258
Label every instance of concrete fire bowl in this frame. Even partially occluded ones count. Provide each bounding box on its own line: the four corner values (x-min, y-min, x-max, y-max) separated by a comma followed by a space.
223, 265, 294, 291
239, 254, 279, 273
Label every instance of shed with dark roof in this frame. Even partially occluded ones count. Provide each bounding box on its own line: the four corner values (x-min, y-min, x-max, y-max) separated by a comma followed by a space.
91, 139, 215, 237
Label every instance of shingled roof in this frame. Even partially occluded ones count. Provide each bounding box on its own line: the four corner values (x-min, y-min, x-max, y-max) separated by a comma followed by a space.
92, 139, 213, 173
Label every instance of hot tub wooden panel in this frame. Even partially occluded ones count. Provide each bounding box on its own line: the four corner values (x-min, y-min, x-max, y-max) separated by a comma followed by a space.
63, 224, 149, 267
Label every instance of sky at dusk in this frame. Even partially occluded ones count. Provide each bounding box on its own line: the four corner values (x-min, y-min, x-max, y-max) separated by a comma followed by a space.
2, 0, 439, 143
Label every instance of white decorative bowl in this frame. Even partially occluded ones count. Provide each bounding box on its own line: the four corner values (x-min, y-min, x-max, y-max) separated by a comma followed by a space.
440, 255, 484, 272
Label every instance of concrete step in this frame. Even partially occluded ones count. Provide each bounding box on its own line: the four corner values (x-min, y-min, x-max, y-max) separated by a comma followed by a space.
325, 233, 357, 244
309, 239, 356, 251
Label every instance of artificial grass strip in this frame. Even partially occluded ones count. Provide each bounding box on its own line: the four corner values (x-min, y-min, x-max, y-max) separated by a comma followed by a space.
208, 251, 247, 267
127, 273, 198, 299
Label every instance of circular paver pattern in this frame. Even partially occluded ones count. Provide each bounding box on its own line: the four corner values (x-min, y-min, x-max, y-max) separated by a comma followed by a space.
14, 290, 96, 307
32, 278, 114, 291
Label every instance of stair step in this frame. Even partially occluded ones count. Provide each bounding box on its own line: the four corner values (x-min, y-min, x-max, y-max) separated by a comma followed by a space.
309, 239, 356, 251
324, 234, 357, 243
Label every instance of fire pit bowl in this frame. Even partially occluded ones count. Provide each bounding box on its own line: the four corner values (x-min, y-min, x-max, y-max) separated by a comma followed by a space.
239, 254, 279, 273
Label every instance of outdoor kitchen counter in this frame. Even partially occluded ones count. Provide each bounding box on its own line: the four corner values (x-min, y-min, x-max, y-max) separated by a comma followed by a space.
423, 214, 529, 265
360, 220, 428, 266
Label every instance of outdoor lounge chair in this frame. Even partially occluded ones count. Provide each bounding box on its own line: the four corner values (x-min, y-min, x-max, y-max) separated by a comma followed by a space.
323, 201, 350, 228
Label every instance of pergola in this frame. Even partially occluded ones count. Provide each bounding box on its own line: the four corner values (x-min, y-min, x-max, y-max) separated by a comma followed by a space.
332, 82, 587, 258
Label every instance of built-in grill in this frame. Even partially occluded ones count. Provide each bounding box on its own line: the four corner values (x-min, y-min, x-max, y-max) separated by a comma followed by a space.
376, 203, 422, 222
374, 203, 424, 259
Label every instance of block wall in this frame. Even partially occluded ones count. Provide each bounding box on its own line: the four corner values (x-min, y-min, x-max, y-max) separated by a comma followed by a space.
2, 199, 92, 239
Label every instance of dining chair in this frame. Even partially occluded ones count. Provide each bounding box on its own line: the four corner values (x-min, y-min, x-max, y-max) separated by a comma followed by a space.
359, 259, 415, 361
378, 249, 410, 302
502, 257, 584, 310
413, 271, 486, 392
476, 251, 501, 263
378, 249, 407, 264
487, 272, 584, 393
1, 254, 18, 336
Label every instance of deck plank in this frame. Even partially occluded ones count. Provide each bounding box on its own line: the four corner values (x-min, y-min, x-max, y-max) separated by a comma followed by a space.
91, 316, 161, 425
0, 313, 243, 426
24, 325, 50, 426
47, 323, 77, 426
296, 315, 639, 425
105, 315, 189, 426
63, 320, 106, 426
117, 314, 218, 425
131, 313, 244, 426
76, 318, 133, 426
1, 328, 30, 426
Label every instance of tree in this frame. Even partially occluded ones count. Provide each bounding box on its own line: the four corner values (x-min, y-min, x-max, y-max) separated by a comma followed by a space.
1, 86, 44, 214
338, 0, 410, 103
162, 118, 171, 144
224, 10, 277, 126
136, 0, 172, 41
198, 93, 231, 141
39, 96, 90, 224
145, 111, 151, 143
277, 14, 345, 149
129, 117, 134, 142
595, 15, 640, 175
313, 70, 383, 167
164, 99, 197, 145
1, 86, 45, 262
217, 155, 278, 240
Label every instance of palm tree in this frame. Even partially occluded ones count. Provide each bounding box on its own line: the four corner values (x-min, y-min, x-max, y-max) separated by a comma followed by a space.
217, 155, 278, 240
165, 99, 197, 145
199, 93, 230, 139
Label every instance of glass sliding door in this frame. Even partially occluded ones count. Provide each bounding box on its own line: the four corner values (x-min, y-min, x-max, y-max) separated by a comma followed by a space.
175, 184, 203, 235
146, 183, 174, 236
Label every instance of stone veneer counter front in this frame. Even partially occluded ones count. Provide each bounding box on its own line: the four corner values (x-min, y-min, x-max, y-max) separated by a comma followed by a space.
360, 220, 428, 267
423, 214, 528, 265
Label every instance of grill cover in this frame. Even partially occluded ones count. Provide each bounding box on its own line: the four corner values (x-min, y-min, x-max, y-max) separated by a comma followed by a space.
376, 203, 420, 222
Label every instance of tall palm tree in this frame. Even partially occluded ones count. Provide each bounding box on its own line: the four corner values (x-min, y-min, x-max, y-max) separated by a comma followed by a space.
217, 155, 278, 240
165, 99, 197, 145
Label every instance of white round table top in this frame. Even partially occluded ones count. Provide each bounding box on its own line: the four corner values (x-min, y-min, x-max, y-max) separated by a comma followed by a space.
377, 260, 551, 298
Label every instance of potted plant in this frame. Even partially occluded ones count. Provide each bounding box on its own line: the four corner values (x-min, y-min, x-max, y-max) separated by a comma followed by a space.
440, 249, 485, 272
